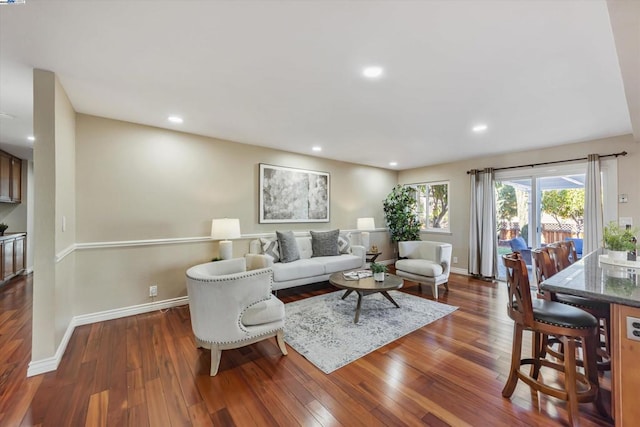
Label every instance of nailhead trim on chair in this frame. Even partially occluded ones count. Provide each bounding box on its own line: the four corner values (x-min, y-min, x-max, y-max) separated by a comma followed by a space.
198, 327, 284, 346
536, 319, 593, 329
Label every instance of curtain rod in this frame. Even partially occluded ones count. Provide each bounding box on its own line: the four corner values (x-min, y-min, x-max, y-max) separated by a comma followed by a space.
466, 151, 627, 174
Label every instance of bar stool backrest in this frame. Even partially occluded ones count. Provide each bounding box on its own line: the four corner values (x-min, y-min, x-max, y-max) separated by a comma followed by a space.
531, 247, 558, 287
502, 252, 535, 327
547, 240, 577, 271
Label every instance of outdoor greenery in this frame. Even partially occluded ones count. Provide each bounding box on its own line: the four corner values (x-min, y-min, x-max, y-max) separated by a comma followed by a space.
496, 183, 517, 221
541, 189, 585, 234
603, 221, 638, 252
383, 185, 421, 242
497, 184, 587, 242
413, 183, 449, 230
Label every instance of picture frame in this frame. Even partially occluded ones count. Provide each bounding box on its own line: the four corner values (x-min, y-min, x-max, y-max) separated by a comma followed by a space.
259, 163, 330, 223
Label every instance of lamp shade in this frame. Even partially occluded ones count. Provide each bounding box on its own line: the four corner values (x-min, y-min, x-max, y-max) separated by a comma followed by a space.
357, 217, 375, 230
211, 218, 241, 240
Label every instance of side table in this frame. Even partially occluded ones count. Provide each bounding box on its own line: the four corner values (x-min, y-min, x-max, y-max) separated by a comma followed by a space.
366, 252, 382, 263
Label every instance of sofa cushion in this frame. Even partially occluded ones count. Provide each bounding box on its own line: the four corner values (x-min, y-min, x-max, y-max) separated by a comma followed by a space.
316, 254, 363, 274
242, 296, 285, 326
271, 259, 325, 282
338, 232, 352, 254
396, 259, 443, 277
277, 230, 300, 263
260, 237, 280, 262
311, 229, 340, 257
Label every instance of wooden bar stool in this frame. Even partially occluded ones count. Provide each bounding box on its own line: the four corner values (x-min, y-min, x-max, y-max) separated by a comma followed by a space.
502, 252, 606, 426
547, 241, 577, 270
546, 242, 611, 370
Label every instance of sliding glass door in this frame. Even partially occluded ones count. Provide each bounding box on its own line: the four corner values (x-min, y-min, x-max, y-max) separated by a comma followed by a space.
496, 166, 588, 282
494, 159, 618, 282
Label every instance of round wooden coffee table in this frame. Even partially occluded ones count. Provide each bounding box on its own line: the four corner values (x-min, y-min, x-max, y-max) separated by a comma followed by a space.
329, 271, 404, 323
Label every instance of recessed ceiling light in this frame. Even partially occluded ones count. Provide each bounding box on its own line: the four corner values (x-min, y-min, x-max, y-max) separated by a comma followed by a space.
472, 124, 488, 133
389, 162, 398, 167
362, 66, 384, 79
27, 136, 35, 141
168, 116, 183, 124
312, 146, 322, 152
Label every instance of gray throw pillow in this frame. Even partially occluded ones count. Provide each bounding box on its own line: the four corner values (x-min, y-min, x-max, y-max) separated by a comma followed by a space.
311, 229, 340, 257
276, 230, 300, 263
338, 231, 352, 254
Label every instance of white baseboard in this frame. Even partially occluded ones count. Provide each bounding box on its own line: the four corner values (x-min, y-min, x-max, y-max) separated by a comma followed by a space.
450, 267, 469, 276
27, 296, 189, 377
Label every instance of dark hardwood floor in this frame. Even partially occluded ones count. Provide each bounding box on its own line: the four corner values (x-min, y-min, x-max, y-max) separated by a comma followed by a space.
0, 272, 614, 426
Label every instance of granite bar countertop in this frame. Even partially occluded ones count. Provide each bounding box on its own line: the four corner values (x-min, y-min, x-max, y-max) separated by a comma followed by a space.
541, 248, 640, 308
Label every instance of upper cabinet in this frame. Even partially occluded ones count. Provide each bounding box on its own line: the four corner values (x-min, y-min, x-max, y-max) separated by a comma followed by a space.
0, 150, 22, 204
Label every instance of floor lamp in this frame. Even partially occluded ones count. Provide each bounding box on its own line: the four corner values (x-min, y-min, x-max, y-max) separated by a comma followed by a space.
357, 217, 375, 252
211, 218, 241, 260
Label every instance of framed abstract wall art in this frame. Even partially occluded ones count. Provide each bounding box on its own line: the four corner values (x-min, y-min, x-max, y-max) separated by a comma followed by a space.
259, 164, 330, 223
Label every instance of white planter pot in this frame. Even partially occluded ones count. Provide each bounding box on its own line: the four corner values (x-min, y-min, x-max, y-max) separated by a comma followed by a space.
373, 272, 385, 282
608, 250, 628, 261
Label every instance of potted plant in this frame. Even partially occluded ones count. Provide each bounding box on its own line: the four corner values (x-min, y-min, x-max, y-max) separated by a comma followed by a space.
603, 221, 638, 260
383, 185, 421, 243
370, 262, 387, 281
0, 223, 7, 236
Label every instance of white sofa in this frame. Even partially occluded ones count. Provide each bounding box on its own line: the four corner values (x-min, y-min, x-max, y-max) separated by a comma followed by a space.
394, 241, 453, 299
246, 235, 365, 290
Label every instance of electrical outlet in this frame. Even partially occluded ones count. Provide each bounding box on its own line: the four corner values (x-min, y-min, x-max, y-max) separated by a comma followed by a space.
453, 256, 458, 264
620, 217, 633, 227
627, 316, 640, 342
149, 285, 158, 297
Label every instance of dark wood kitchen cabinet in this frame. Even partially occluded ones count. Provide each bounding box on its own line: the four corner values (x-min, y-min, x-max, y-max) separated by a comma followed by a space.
0, 150, 22, 203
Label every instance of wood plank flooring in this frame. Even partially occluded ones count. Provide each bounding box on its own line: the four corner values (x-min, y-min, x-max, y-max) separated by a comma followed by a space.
0, 272, 614, 426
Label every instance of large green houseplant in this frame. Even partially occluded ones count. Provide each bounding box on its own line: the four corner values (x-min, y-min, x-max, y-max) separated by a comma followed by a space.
383, 185, 421, 242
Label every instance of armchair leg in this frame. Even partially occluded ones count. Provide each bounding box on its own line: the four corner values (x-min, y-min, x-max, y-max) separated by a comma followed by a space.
432, 283, 438, 299
210, 345, 222, 376
276, 330, 288, 356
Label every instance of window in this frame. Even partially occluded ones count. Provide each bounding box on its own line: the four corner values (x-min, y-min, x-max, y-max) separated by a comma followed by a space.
409, 181, 450, 232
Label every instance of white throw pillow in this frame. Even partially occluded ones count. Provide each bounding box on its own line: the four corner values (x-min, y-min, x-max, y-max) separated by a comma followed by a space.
338, 231, 352, 254
260, 237, 280, 262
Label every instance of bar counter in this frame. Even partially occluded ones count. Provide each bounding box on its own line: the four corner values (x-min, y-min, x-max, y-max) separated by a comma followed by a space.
541, 248, 640, 427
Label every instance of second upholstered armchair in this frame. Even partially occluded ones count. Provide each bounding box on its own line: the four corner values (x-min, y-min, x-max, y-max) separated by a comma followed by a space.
395, 241, 453, 299
185, 258, 287, 376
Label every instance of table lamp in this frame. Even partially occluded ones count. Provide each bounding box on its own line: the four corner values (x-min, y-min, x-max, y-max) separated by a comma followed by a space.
211, 218, 241, 260
357, 217, 375, 252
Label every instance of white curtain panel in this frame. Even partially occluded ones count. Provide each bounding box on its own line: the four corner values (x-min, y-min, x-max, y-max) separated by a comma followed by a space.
584, 154, 604, 254
468, 168, 498, 279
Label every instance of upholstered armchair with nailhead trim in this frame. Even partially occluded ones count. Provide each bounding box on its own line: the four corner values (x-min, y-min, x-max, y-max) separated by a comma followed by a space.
185, 258, 287, 376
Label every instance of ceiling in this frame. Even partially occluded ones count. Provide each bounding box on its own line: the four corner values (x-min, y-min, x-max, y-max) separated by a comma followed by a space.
0, 0, 638, 169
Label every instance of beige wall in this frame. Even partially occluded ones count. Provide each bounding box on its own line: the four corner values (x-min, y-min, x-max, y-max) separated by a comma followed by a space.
32, 70, 76, 360
72, 114, 397, 315
399, 134, 640, 270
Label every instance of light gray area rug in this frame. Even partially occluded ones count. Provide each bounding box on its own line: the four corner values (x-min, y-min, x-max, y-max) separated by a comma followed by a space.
284, 290, 458, 374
